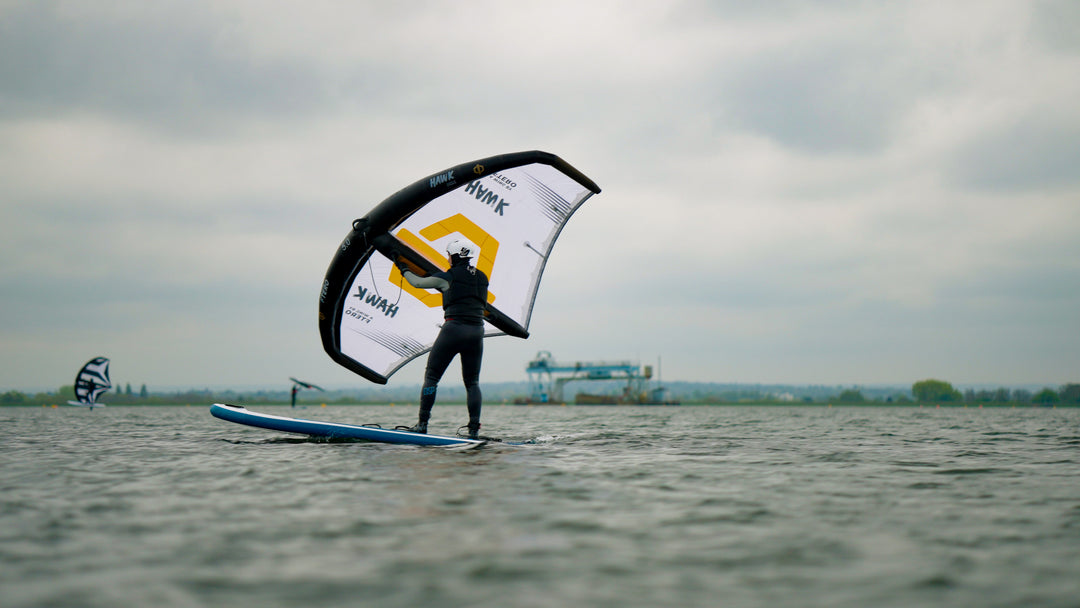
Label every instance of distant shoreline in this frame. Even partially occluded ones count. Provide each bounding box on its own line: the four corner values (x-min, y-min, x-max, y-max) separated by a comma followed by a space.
5, 401, 1073, 409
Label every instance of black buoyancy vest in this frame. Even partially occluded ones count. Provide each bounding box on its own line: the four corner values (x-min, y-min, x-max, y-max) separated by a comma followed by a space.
441, 263, 488, 322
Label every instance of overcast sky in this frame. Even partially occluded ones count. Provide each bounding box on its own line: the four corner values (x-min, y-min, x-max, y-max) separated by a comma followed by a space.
2, 0, 1078, 392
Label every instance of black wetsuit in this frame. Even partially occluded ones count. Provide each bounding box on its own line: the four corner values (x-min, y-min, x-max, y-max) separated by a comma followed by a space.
416, 259, 489, 430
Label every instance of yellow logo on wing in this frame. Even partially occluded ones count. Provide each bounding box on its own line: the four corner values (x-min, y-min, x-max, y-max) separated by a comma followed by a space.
392, 213, 498, 308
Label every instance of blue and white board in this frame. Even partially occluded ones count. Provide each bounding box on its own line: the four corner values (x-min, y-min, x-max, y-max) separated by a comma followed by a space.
210, 403, 486, 448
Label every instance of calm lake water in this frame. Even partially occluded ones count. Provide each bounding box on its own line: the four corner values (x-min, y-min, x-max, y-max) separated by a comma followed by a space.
2, 404, 1078, 608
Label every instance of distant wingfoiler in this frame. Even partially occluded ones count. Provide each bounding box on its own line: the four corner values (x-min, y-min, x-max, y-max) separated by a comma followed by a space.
319, 151, 601, 383
68, 357, 111, 408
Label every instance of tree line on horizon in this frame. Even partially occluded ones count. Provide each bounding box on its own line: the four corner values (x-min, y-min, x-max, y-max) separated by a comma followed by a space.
2, 379, 1078, 406
908, 379, 1077, 406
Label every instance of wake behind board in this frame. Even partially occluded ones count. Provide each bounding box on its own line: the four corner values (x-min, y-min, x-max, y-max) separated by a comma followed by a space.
210, 403, 486, 448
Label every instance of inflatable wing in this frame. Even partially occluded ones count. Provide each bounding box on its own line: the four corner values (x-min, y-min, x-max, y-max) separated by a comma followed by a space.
290, 377, 325, 391
73, 356, 111, 405
319, 151, 601, 384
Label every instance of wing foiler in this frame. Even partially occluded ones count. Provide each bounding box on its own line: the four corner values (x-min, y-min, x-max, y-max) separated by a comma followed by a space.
68, 356, 111, 408
319, 151, 601, 384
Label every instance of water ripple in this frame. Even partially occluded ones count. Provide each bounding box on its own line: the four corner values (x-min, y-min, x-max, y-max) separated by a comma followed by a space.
1, 405, 1078, 608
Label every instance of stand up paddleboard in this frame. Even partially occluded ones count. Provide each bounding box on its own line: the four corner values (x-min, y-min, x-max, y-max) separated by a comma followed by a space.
210, 403, 486, 448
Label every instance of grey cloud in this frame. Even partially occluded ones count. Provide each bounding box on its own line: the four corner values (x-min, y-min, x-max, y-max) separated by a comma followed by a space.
948, 118, 1080, 192
717, 38, 932, 154
685, 0, 871, 22
1032, 0, 1080, 52
0, 269, 311, 335
937, 258, 1080, 309
17, 193, 342, 235
0, 3, 340, 132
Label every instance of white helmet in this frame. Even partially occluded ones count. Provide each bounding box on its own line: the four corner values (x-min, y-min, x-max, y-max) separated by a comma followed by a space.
445, 237, 479, 263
